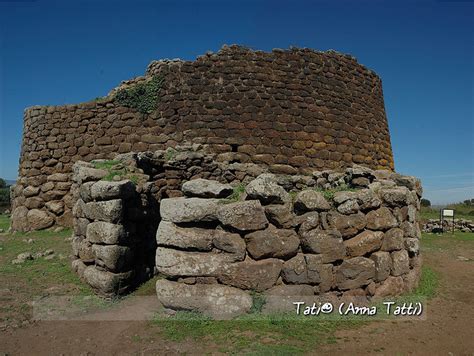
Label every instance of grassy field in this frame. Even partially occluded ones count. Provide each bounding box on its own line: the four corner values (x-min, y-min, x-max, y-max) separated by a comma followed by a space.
0, 214, 9, 231
1, 212, 471, 354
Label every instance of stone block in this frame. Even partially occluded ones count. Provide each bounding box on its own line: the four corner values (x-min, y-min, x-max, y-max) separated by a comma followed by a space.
156, 279, 252, 319
83, 199, 123, 223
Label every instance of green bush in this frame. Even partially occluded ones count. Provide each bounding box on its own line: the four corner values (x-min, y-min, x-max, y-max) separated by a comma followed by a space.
0, 187, 10, 204
420, 198, 431, 207
114, 76, 164, 114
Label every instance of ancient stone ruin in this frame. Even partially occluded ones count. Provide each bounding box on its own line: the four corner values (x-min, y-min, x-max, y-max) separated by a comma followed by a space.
11, 45, 422, 316
11, 45, 393, 232
70, 152, 422, 317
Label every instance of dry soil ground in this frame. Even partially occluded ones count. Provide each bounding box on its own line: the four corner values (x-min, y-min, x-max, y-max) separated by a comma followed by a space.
0, 215, 473, 355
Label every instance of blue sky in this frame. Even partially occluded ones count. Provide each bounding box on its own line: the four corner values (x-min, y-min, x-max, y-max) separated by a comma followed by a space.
0, 0, 472, 204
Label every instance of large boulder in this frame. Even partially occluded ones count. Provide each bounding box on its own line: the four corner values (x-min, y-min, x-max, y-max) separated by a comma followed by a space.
27, 209, 55, 230
337, 199, 360, 215
156, 221, 214, 251
156, 221, 245, 259
160, 197, 220, 223
326, 211, 367, 238
245, 225, 299, 260
83, 200, 123, 223
263, 285, 316, 314
156, 279, 252, 319
370, 251, 392, 282
245, 174, 290, 204
382, 228, 404, 251
300, 229, 345, 263
281, 254, 333, 289
366, 207, 398, 231
217, 200, 268, 232
264, 203, 296, 229
11, 206, 29, 231
83, 266, 134, 296
373, 276, 405, 298
218, 258, 283, 292
336, 257, 375, 290
391, 250, 410, 276
212, 230, 246, 258
405, 238, 420, 255
73, 163, 107, 184
90, 180, 135, 201
92, 244, 133, 272
86, 222, 128, 245
45, 200, 65, 215
296, 212, 320, 234
294, 190, 331, 212
155, 247, 241, 277
182, 178, 233, 198
379, 187, 411, 207
344, 230, 383, 257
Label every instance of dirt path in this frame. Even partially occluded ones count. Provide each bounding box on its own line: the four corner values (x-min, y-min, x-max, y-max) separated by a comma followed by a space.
319, 241, 474, 355
1, 236, 473, 355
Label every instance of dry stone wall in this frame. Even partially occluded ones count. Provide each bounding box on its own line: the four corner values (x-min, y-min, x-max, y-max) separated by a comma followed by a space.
155, 167, 423, 318
12, 45, 394, 231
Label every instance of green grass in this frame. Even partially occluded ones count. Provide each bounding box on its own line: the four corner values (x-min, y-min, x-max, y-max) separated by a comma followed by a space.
314, 183, 359, 201
92, 160, 121, 171
421, 231, 474, 250
164, 147, 177, 161
0, 213, 10, 231
92, 159, 137, 183
219, 183, 246, 204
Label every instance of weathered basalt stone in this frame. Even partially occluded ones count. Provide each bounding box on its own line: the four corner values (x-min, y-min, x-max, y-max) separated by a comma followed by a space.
326, 211, 367, 238
27, 209, 55, 230
373, 276, 405, 298
344, 230, 383, 257
336, 257, 375, 290
83, 265, 134, 296
300, 229, 345, 263
92, 244, 133, 272
370, 251, 392, 282
217, 200, 268, 232
83, 200, 123, 223
245, 174, 290, 204
366, 207, 397, 231
391, 250, 410, 276
182, 178, 233, 198
218, 258, 283, 292
160, 197, 219, 223
245, 225, 299, 260
156, 279, 252, 319
86, 221, 128, 245
90, 180, 135, 201
155, 247, 242, 277
382, 227, 404, 251
264, 203, 296, 229
294, 190, 331, 212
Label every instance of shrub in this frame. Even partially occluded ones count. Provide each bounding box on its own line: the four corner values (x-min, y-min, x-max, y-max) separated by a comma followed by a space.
420, 198, 431, 207
0, 187, 10, 204
114, 76, 164, 114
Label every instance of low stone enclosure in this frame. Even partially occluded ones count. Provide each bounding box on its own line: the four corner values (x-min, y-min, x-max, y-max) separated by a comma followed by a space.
423, 219, 474, 233
71, 148, 422, 317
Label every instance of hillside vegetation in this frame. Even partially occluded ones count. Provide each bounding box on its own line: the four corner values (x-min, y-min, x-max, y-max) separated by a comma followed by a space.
420, 200, 474, 220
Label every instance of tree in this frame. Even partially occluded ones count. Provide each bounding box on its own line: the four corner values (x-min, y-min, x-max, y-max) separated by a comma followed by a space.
420, 198, 431, 207
0, 178, 6, 189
